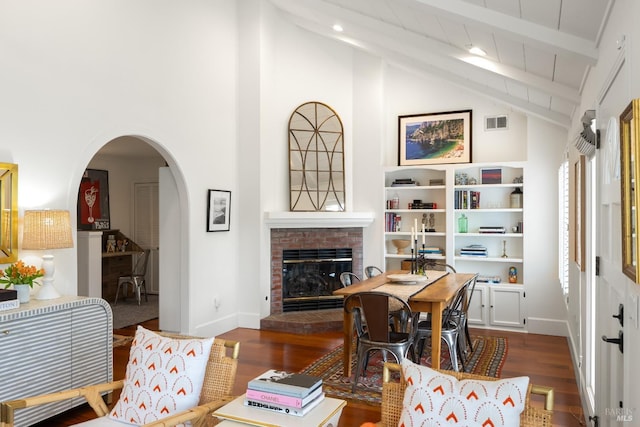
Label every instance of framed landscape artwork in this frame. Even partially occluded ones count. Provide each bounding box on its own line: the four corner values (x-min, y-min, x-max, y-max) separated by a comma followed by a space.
207, 189, 231, 232
77, 169, 111, 230
398, 110, 472, 166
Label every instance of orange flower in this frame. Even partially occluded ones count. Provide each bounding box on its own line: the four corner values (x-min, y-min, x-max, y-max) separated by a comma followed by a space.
0, 260, 45, 288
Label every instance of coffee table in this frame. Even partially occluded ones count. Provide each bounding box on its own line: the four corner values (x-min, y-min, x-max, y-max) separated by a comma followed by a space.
213, 394, 346, 427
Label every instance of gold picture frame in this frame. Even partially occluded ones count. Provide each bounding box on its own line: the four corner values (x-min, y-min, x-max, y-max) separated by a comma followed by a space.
620, 99, 640, 282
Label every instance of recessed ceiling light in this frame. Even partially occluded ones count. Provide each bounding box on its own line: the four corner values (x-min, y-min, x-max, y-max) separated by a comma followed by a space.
468, 45, 487, 56
332, 24, 344, 32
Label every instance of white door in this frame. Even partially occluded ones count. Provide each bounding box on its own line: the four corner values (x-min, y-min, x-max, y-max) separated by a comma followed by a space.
133, 182, 159, 294
593, 51, 628, 425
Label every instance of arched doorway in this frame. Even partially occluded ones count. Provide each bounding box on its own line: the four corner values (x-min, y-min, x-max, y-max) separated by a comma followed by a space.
75, 135, 185, 332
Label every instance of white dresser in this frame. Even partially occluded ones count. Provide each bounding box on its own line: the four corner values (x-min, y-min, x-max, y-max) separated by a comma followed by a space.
0, 297, 112, 426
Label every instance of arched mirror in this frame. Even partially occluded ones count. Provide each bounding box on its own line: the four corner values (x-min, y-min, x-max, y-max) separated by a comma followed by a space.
620, 99, 640, 282
288, 101, 345, 212
0, 163, 18, 264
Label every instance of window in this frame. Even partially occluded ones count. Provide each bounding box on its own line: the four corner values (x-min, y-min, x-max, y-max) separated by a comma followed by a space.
558, 160, 569, 298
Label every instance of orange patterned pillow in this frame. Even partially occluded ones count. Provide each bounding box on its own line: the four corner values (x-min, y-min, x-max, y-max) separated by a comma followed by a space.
108, 326, 214, 425
399, 359, 529, 426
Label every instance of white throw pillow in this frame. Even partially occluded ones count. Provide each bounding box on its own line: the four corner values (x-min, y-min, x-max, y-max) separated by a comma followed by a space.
108, 326, 214, 426
399, 359, 529, 426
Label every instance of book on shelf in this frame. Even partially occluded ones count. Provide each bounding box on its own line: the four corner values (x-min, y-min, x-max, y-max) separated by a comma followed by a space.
391, 178, 419, 187
419, 247, 442, 254
0, 298, 19, 311
479, 226, 506, 234
461, 244, 487, 251
247, 370, 322, 398
454, 190, 481, 209
245, 385, 324, 408
477, 275, 502, 283
460, 244, 488, 257
0, 289, 17, 302
243, 392, 325, 417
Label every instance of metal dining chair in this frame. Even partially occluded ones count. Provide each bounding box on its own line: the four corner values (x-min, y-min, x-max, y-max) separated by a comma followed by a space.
413, 281, 468, 371
364, 265, 384, 279
344, 291, 419, 392
339, 272, 361, 287
114, 249, 150, 305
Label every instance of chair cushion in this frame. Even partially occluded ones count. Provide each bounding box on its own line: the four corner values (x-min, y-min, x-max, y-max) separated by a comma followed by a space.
399, 359, 529, 426
107, 326, 214, 426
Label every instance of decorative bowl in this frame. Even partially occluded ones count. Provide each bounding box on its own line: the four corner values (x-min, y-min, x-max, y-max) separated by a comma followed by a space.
391, 239, 410, 254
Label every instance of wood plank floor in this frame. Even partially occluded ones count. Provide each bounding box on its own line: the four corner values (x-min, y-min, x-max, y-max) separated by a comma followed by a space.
36, 319, 586, 426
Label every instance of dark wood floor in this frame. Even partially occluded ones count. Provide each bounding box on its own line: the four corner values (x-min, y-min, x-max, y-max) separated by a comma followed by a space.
37, 319, 586, 427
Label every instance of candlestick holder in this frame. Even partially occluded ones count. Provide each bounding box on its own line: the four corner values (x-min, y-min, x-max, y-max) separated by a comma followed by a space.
501, 240, 508, 258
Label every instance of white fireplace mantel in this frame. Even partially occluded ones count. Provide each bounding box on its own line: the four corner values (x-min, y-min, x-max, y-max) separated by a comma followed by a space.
264, 211, 375, 228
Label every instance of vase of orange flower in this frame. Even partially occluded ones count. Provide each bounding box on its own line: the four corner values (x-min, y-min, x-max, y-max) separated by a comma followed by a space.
0, 261, 45, 303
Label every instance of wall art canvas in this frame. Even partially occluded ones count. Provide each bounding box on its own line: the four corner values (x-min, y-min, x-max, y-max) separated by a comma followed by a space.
77, 169, 111, 230
398, 110, 472, 166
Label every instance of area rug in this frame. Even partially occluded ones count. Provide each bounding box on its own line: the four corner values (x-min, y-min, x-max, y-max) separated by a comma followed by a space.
300, 335, 507, 405
113, 334, 133, 348
110, 294, 159, 329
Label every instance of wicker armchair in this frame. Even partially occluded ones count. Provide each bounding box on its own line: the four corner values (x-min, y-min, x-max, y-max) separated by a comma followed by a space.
377, 362, 554, 427
0, 337, 239, 427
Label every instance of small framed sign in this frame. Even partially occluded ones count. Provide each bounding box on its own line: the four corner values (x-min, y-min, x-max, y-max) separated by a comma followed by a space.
207, 189, 231, 232
480, 168, 502, 184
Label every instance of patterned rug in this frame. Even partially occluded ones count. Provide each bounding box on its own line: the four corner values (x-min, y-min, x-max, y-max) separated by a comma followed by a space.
300, 335, 507, 405
113, 334, 133, 348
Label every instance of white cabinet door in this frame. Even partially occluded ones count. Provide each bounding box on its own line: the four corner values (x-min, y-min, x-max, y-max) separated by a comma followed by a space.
467, 284, 487, 325
489, 286, 525, 328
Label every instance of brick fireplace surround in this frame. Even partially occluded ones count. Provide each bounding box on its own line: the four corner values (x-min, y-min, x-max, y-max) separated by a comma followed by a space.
260, 227, 364, 334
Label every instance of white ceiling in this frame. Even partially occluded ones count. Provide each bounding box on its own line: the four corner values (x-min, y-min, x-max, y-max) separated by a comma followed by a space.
269, 0, 615, 129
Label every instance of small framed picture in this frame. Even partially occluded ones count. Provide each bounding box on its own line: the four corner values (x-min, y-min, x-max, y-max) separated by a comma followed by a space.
480, 168, 502, 184
207, 189, 231, 232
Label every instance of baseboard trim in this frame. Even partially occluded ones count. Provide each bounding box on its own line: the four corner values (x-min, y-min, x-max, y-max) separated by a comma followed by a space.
526, 317, 569, 336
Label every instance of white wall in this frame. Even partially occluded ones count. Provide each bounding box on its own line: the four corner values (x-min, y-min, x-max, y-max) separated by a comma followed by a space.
253, 2, 356, 324
0, 0, 240, 336
1, 1, 570, 341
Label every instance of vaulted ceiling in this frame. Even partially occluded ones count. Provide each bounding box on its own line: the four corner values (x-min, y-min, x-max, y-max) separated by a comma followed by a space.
269, 0, 615, 129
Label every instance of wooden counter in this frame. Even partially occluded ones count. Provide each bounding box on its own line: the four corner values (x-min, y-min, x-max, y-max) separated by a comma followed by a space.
99, 230, 143, 301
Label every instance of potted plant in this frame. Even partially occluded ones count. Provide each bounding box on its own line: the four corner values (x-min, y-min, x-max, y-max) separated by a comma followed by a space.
0, 260, 45, 303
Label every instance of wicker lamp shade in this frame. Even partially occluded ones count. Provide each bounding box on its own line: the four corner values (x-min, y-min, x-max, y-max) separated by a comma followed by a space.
22, 210, 73, 250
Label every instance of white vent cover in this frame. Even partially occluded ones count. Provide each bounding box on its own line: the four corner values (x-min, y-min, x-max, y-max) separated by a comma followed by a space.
485, 115, 508, 130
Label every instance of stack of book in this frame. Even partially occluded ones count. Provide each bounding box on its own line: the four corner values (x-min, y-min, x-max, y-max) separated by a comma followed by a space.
391, 178, 419, 187
459, 244, 488, 257
0, 289, 19, 311
477, 275, 502, 283
419, 247, 443, 256
478, 226, 506, 234
244, 370, 324, 417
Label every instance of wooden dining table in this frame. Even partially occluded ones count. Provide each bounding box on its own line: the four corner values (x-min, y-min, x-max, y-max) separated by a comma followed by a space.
333, 270, 478, 376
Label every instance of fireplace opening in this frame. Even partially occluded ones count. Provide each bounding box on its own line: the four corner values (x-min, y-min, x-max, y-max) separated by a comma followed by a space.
282, 248, 352, 312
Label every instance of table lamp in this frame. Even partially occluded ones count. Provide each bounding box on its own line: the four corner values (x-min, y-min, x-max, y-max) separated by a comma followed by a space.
22, 210, 74, 300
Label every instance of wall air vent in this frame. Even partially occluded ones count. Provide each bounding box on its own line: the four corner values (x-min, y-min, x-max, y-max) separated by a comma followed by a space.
485, 115, 508, 130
